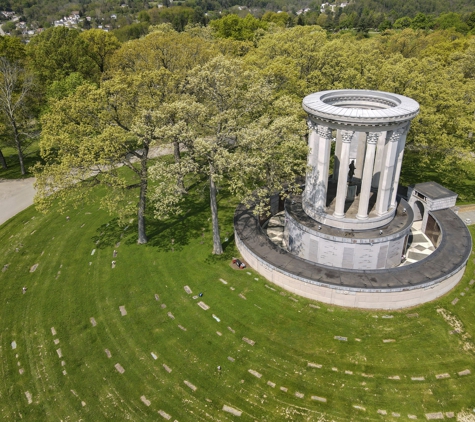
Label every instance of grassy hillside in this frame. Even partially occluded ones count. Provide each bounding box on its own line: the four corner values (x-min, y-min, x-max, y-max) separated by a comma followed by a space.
1, 184, 474, 421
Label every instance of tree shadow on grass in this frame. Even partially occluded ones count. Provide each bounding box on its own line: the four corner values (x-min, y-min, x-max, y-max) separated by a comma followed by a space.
91, 217, 135, 249
145, 190, 210, 252
204, 233, 237, 265
89, 181, 240, 253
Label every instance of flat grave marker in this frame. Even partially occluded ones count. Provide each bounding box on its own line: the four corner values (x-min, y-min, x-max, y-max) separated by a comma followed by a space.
115, 363, 125, 374
184, 380, 197, 391
140, 396, 151, 406
435, 373, 450, 379
25, 391, 32, 404
222, 405, 242, 417
197, 301, 209, 310
248, 369, 262, 378
425, 412, 444, 420
158, 410, 171, 420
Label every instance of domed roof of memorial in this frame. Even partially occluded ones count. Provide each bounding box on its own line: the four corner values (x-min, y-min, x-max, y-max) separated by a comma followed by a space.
303, 89, 419, 125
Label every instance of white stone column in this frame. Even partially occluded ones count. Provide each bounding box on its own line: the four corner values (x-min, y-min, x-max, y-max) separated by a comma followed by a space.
333, 130, 354, 218
371, 131, 387, 189
314, 125, 333, 211
302, 120, 318, 211
375, 129, 403, 216
303, 122, 332, 215
389, 124, 410, 209
356, 132, 379, 220
354, 132, 367, 180
332, 129, 342, 181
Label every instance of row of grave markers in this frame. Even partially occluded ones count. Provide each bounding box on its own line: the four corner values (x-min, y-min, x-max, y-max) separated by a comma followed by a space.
78, 269, 473, 419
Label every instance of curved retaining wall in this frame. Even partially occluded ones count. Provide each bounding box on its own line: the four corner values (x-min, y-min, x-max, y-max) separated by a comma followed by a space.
234, 203, 472, 310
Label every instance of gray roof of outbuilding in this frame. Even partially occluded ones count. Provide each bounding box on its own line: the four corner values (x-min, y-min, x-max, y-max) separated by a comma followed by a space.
412, 182, 457, 200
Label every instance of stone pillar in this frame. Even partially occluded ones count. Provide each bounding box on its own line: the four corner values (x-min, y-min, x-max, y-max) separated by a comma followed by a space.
314, 125, 333, 211
375, 129, 402, 216
372, 131, 387, 189
303, 122, 332, 215
302, 120, 318, 211
332, 129, 342, 181
356, 132, 379, 220
354, 132, 367, 180
333, 130, 354, 218
389, 124, 410, 209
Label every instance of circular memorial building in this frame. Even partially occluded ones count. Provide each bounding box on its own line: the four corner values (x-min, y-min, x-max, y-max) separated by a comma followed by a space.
234, 90, 472, 309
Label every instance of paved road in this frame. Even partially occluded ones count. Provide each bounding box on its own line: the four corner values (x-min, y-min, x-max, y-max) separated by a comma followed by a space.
0, 178, 36, 226
0, 145, 175, 227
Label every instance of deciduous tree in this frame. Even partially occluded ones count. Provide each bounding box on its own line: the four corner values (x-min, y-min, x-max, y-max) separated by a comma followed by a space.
0, 58, 36, 175
34, 69, 177, 243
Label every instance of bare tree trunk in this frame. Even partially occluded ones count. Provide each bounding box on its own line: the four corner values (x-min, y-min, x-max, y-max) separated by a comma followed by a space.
0, 149, 7, 169
209, 163, 223, 255
14, 129, 26, 175
173, 140, 186, 193
137, 145, 149, 244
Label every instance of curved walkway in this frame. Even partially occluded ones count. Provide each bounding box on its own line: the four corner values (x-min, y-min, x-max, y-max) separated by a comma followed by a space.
0, 178, 36, 226
236, 203, 472, 291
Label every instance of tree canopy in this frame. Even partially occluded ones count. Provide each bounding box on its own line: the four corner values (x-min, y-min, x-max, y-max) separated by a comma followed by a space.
0, 23, 471, 250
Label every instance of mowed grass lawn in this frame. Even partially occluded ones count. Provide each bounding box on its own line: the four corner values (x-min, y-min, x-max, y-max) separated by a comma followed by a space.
1, 184, 475, 421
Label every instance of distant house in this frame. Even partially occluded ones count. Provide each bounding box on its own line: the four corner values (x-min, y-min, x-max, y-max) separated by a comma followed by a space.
296, 8, 311, 15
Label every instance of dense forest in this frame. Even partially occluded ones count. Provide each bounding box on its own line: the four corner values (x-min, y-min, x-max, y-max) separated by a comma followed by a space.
3, 0, 475, 36
1, 23, 474, 245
